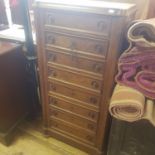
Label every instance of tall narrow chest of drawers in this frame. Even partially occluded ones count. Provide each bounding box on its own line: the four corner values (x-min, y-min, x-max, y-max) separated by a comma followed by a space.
34, 1, 136, 154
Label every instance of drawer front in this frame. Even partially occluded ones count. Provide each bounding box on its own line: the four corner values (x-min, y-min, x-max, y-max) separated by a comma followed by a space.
45, 32, 108, 57
48, 66, 103, 91
49, 95, 99, 121
50, 106, 97, 132
48, 82, 100, 106
46, 50, 105, 74
50, 118, 96, 144
44, 11, 111, 37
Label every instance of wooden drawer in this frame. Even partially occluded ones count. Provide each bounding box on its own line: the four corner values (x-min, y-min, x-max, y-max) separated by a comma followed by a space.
46, 50, 105, 75
50, 118, 96, 144
45, 31, 108, 57
49, 95, 99, 121
47, 65, 103, 91
44, 11, 111, 37
50, 106, 97, 132
48, 81, 100, 107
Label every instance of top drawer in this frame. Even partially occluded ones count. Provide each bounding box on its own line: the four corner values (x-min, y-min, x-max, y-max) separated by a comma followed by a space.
44, 11, 111, 38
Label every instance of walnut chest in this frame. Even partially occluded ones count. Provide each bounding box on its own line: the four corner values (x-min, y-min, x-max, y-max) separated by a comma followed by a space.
34, 1, 136, 154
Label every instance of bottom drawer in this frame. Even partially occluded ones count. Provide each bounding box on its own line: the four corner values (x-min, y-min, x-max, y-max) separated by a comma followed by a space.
50, 118, 96, 144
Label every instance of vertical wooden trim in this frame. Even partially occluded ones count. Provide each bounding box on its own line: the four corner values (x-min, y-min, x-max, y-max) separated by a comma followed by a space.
34, 8, 48, 128
96, 16, 126, 151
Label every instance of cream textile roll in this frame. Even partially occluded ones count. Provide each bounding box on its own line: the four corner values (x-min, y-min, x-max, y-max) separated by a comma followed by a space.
109, 84, 145, 122
143, 100, 155, 126
109, 85, 155, 127
127, 18, 155, 47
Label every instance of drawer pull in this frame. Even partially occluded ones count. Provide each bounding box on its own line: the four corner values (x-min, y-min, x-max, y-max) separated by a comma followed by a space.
48, 14, 55, 24
48, 53, 56, 61
49, 98, 58, 105
87, 124, 95, 130
49, 97, 54, 104
70, 106, 74, 111
91, 81, 99, 89
70, 116, 74, 121
53, 100, 58, 105
53, 111, 58, 116
52, 122, 58, 127
97, 21, 106, 31
47, 35, 55, 44
70, 42, 76, 50
88, 112, 96, 119
95, 44, 104, 53
93, 63, 102, 72
50, 85, 56, 91
86, 135, 93, 142
90, 97, 97, 105
49, 70, 57, 77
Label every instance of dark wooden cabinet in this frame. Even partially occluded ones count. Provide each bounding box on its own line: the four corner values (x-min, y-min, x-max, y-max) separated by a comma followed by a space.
34, 1, 136, 154
0, 41, 31, 145
108, 119, 155, 155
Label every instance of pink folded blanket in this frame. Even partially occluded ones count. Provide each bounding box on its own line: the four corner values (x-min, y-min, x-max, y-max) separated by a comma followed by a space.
116, 47, 155, 99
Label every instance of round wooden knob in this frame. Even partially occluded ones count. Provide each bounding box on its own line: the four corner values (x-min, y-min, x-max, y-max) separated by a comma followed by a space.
70, 116, 74, 121
47, 35, 55, 44
88, 112, 95, 119
95, 44, 103, 53
50, 70, 57, 77
86, 135, 93, 142
70, 42, 76, 50
70, 106, 74, 111
52, 122, 58, 127
93, 63, 102, 72
50, 97, 54, 103
47, 14, 55, 24
87, 124, 94, 130
50, 98, 58, 105
90, 97, 97, 104
48, 53, 56, 61
50, 85, 56, 91
53, 111, 58, 116
91, 81, 99, 89
97, 21, 106, 31
53, 100, 58, 105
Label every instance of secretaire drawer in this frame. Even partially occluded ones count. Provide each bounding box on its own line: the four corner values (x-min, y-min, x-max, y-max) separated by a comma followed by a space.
46, 50, 105, 75
50, 106, 97, 132
48, 95, 99, 121
48, 81, 100, 107
44, 11, 111, 37
47, 65, 103, 91
50, 118, 96, 144
45, 31, 108, 57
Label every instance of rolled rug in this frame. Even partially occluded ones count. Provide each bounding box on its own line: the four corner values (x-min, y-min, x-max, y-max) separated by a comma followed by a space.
109, 84, 145, 122
143, 99, 155, 127
127, 18, 155, 47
